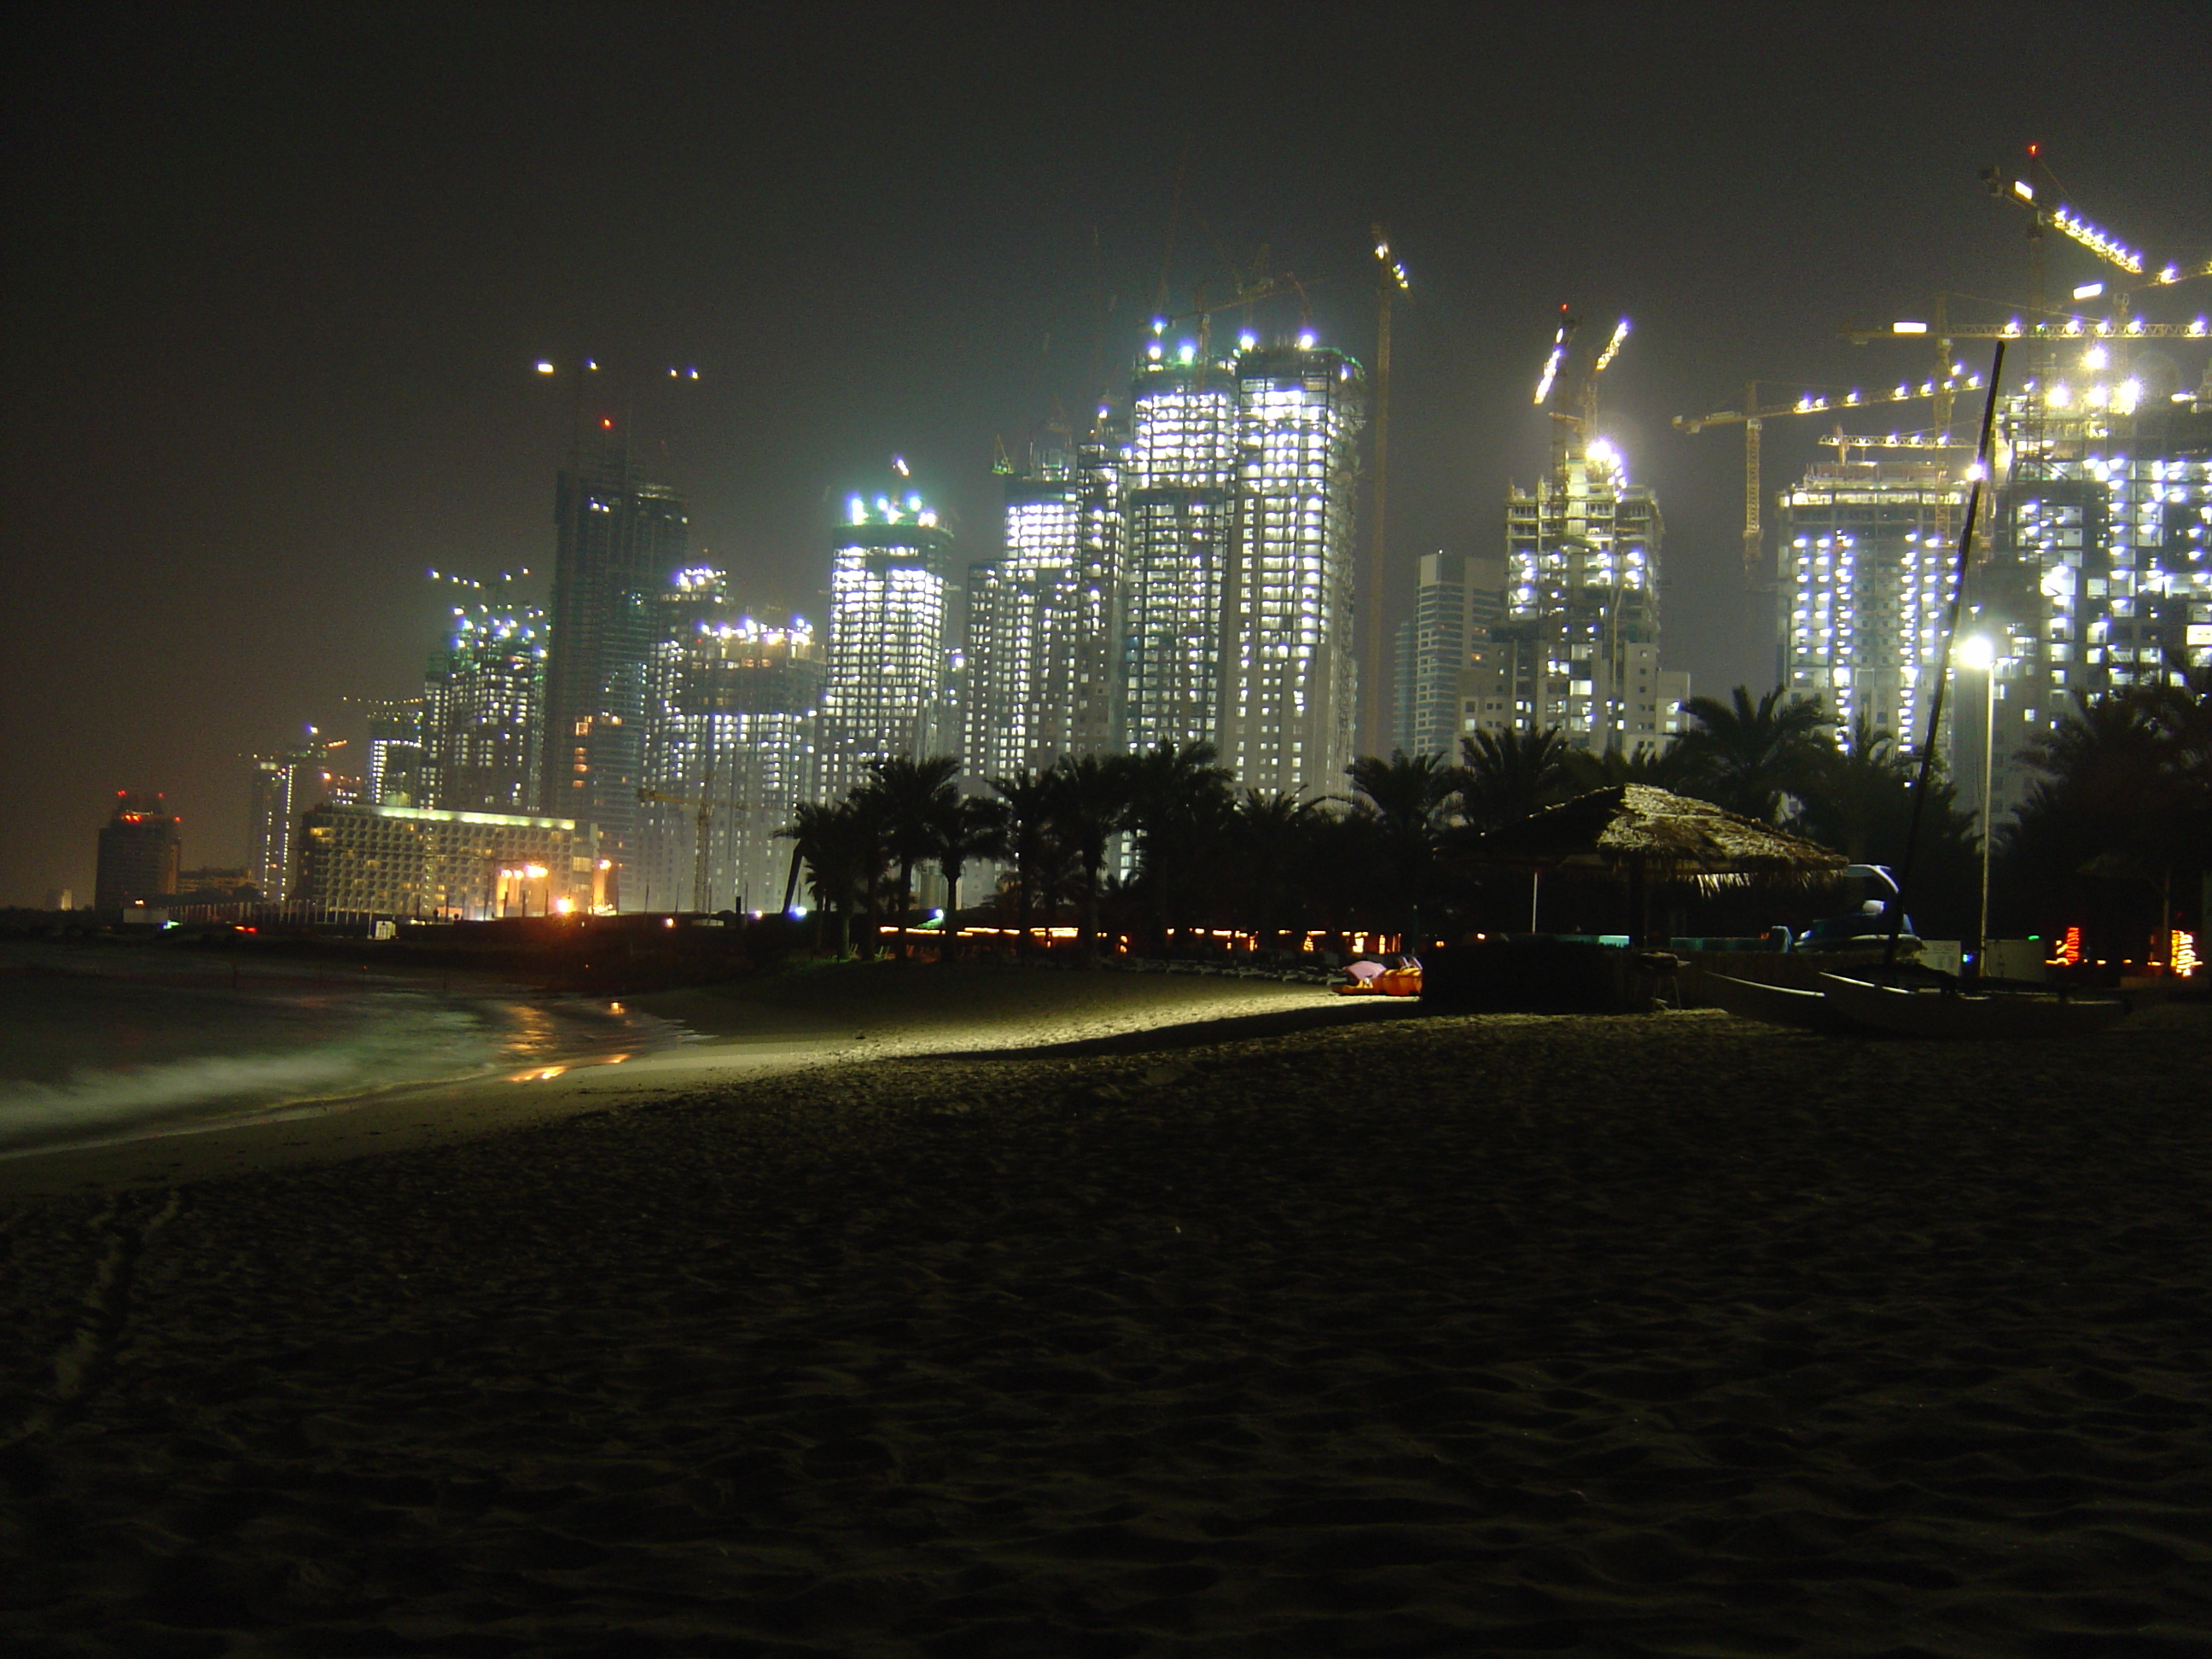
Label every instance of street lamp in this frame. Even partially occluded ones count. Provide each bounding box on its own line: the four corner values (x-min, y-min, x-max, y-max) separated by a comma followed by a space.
1955, 633, 1999, 975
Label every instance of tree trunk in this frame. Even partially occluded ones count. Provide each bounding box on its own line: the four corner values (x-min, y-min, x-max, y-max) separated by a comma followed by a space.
893, 857, 914, 961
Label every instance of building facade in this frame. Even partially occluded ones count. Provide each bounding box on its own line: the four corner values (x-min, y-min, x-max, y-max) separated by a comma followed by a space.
1504, 443, 1669, 754
1112, 335, 1365, 796
294, 804, 585, 919
94, 792, 180, 911
247, 734, 335, 901
1391, 552, 1508, 760
1978, 388, 2212, 824
1780, 462, 1966, 745
963, 441, 1118, 786
538, 444, 690, 867
363, 698, 425, 807
424, 606, 546, 815
816, 493, 955, 802
1118, 346, 1240, 760
637, 569, 825, 912
1217, 342, 1367, 799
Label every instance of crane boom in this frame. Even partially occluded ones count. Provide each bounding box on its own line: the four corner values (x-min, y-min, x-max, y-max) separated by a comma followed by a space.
1674, 371, 1973, 579
1844, 317, 2208, 343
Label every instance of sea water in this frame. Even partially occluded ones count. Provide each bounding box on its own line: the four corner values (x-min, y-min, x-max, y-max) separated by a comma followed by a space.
0, 946, 676, 1155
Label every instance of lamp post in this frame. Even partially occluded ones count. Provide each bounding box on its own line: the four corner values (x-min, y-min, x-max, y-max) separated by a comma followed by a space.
1956, 634, 1998, 975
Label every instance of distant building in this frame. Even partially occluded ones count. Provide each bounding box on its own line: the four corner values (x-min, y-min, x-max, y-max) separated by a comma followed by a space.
638, 568, 824, 912
1504, 442, 1672, 754
964, 440, 1115, 785
538, 444, 690, 870
1780, 461, 1965, 748
1391, 552, 1507, 760
1457, 626, 1688, 757
94, 792, 180, 911
816, 490, 955, 801
1118, 348, 1239, 760
294, 804, 587, 920
424, 606, 545, 814
247, 734, 335, 901
172, 866, 259, 904
363, 697, 426, 806
1218, 341, 1366, 799
1982, 391, 2212, 824
1115, 335, 1365, 797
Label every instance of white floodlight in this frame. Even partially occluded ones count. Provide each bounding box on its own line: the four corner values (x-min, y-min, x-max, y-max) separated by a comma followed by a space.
2011, 180, 2034, 202
1955, 635, 1996, 672
2073, 282, 2104, 301
1893, 321, 1929, 335
535, 361, 556, 373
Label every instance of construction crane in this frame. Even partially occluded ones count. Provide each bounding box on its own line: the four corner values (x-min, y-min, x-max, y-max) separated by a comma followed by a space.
1819, 426, 1976, 466
1673, 372, 1976, 579
637, 760, 754, 914
1146, 271, 1313, 376
1365, 227, 1411, 760
1534, 306, 1632, 491
1980, 148, 2212, 318
1845, 316, 2209, 345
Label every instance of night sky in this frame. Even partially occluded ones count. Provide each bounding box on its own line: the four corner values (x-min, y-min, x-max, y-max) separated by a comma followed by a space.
6, 3, 2209, 906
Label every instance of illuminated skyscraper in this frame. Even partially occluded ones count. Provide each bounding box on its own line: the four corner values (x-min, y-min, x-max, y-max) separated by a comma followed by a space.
1977, 382, 2212, 823
1219, 341, 1367, 797
1115, 335, 1365, 795
423, 606, 546, 814
638, 568, 825, 911
362, 697, 425, 806
817, 491, 954, 801
94, 792, 180, 911
1780, 462, 1965, 744
964, 437, 1121, 783
247, 732, 335, 900
1119, 346, 1238, 758
538, 444, 690, 865
1504, 443, 1672, 754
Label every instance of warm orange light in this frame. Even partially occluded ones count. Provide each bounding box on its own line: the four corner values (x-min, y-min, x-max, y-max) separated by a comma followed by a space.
2174, 930, 2199, 977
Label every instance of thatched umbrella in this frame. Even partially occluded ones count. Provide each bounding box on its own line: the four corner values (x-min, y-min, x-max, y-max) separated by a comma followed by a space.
1459, 783, 1848, 943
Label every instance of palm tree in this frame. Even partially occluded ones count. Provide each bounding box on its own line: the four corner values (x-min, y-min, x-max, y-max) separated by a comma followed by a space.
2002, 669, 2212, 952
1457, 727, 1575, 833
859, 754, 961, 959
1227, 789, 1321, 952
931, 795, 1009, 957
1672, 686, 1836, 822
1346, 750, 1460, 947
1043, 753, 1135, 961
777, 799, 880, 957
988, 766, 1062, 954
1122, 742, 1236, 953
1560, 741, 1697, 794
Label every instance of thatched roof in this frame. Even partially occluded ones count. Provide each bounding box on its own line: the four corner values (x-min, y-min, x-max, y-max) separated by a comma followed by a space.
1463, 784, 1848, 887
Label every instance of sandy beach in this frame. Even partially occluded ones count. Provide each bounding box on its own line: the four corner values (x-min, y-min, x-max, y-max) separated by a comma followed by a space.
3, 965, 2209, 1655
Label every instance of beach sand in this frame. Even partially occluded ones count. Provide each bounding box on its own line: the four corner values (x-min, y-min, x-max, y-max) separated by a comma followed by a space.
3, 966, 2209, 1655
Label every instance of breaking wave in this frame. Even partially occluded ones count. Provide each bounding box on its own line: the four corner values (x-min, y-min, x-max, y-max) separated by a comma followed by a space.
0, 976, 667, 1154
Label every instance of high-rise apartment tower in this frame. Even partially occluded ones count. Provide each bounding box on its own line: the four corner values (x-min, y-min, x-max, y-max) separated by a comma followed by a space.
538, 444, 690, 871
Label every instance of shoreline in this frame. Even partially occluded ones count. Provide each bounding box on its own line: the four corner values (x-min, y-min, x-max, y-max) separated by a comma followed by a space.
0, 965, 1364, 1202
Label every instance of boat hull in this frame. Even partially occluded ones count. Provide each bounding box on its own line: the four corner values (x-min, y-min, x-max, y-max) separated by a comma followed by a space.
1815, 975, 2128, 1039
1701, 972, 1854, 1032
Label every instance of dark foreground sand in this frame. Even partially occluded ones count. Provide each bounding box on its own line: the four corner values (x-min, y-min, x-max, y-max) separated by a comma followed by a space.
3, 971, 2209, 1656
